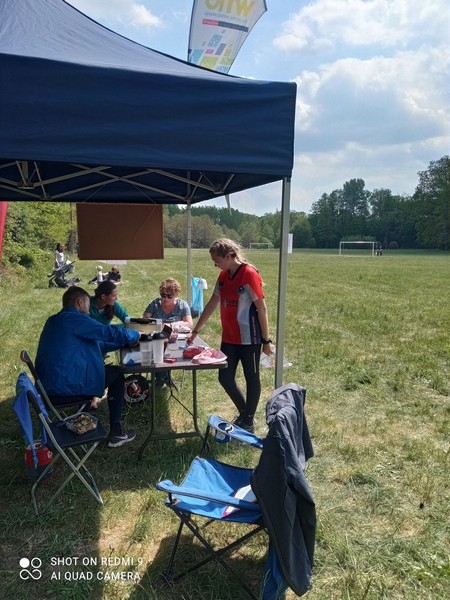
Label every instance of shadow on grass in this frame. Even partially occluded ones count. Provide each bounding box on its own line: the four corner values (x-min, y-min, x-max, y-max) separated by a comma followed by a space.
2, 372, 265, 600
129, 529, 267, 600
1, 386, 111, 600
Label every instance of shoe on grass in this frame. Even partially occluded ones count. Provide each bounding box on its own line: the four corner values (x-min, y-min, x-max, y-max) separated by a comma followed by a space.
107, 429, 136, 448
232, 418, 255, 433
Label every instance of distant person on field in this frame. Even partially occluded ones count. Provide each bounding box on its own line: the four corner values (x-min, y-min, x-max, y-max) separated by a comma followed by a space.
88, 265, 104, 285
106, 265, 122, 283
187, 238, 272, 433
54, 243, 66, 269
35, 286, 139, 448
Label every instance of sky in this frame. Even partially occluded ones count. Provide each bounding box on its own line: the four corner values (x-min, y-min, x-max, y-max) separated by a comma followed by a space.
67, 0, 449, 216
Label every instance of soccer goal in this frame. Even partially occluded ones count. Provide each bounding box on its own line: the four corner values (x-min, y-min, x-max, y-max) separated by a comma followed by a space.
339, 241, 375, 256
249, 242, 271, 250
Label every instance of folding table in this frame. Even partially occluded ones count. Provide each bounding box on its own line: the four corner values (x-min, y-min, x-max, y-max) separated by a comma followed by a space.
119, 338, 227, 460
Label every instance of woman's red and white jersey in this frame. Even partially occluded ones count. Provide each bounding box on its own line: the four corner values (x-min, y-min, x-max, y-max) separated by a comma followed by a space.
213, 263, 264, 345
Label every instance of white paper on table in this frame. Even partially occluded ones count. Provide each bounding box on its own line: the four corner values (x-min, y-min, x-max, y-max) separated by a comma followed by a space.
123, 351, 141, 365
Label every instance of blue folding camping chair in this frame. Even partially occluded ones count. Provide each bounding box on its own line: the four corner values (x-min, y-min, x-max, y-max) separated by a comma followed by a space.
13, 372, 107, 516
156, 383, 316, 600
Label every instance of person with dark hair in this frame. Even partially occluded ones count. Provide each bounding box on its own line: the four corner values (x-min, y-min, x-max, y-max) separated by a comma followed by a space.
35, 286, 140, 447
106, 265, 122, 283
54, 242, 65, 269
188, 238, 272, 433
89, 280, 129, 325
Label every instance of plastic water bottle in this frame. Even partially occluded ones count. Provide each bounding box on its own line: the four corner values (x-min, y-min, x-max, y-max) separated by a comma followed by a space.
139, 334, 153, 366
152, 332, 165, 364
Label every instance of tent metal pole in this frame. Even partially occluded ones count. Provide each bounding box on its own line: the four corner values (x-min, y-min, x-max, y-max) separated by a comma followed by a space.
275, 177, 291, 388
186, 201, 192, 306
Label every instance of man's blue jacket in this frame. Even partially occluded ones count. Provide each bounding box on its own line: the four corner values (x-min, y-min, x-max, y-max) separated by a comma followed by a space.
36, 306, 139, 397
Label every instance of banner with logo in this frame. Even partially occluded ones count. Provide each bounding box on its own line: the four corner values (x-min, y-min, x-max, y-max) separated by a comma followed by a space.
188, 0, 267, 73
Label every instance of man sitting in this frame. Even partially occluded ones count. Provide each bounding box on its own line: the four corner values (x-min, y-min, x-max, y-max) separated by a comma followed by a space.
36, 286, 140, 448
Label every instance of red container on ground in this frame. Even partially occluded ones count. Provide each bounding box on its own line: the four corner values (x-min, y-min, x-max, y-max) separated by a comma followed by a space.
25, 442, 53, 482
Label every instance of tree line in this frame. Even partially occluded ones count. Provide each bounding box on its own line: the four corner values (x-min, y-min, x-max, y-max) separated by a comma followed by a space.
166, 155, 449, 251
2, 155, 448, 272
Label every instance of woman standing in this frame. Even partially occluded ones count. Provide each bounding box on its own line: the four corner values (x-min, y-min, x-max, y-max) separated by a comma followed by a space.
188, 239, 272, 432
54, 242, 65, 269
143, 278, 192, 328
90, 280, 129, 325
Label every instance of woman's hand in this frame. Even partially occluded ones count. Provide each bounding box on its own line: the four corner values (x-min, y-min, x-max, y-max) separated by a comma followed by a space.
262, 342, 274, 357
187, 330, 198, 346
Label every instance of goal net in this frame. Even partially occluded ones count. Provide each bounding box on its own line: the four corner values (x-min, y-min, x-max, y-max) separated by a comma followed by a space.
339, 241, 375, 256
249, 242, 271, 250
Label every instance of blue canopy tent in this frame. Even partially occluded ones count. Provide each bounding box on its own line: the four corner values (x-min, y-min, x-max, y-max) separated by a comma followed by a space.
0, 0, 295, 386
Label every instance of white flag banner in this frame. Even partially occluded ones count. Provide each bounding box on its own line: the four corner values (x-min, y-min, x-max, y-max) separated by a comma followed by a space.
188, 0, 267, 73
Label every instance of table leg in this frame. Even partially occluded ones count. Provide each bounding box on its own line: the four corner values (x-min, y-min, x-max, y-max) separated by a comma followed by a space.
137, 369, 205, 459
137, 373, 156, 461
192, 370, 201, 436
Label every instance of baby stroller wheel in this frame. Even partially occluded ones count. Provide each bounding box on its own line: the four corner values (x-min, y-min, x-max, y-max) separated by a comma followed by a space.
124, 375, 150, 406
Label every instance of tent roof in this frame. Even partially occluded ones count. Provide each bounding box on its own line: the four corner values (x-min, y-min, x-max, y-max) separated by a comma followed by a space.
0, 0, 296, 204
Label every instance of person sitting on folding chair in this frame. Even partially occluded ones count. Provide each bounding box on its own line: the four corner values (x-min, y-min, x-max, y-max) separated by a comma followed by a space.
35, 286, 140, 448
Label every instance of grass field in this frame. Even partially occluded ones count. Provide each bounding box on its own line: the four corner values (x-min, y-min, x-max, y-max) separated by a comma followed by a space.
1, 248, 449, 600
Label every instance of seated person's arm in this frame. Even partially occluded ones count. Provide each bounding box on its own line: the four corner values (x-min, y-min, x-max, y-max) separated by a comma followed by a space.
180, 300, 193, 328
143, 298, 157, 320
114, 301, 129, 324
182, 312, 193, 328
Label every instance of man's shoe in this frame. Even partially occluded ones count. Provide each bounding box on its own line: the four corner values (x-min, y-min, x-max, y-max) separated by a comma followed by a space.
107, 429, 136, 448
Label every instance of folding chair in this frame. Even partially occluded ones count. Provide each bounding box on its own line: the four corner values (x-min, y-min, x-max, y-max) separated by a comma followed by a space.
14, 372, 107, 516
156, 383, 316, 599
20, 350, 90, 419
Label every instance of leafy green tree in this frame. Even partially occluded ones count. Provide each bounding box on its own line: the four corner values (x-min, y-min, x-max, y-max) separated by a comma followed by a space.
290, 212, 315, 247
191, 215, 223, 248
238, 220, 260, 248
164, 213, 187, 247
338, 179, 370, 238
413, 156, 450, 250
3, 201, 75, 268
259, 211, 281, 247
309, 193, 339, 248
368, 190, 416, 248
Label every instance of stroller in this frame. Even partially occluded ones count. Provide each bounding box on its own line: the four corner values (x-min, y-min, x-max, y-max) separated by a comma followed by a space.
48, 261, 81, 288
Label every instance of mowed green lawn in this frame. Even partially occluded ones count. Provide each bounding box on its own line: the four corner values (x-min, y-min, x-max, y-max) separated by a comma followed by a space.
1, 249, 449, 600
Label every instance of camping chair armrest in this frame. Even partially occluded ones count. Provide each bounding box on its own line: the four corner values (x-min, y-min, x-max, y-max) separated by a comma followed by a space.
156, 480, 260, 512
207, 414, 264, 449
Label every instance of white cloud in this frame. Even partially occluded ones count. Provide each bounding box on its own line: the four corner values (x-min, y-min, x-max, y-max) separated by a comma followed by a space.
60, 0, 449, 215
69, 0, 162, 29
274, 0, 448, 52
129, 4, 162, 28
294, 45, 449, 150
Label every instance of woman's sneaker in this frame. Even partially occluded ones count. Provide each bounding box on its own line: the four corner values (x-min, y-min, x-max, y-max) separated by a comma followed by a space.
107, 429, 136, 448
232, 417, 255, 433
